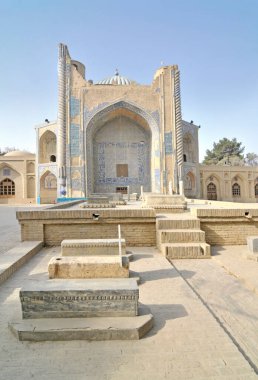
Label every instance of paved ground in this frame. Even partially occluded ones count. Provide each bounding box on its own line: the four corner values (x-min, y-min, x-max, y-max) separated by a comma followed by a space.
0, 205, 45, 255
0, 205, 22, 254
0, 245, 257, 379
1, 205, 258, 379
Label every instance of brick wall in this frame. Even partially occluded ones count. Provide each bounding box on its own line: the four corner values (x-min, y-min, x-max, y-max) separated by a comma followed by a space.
192, 208, 258, 245
17, 208, 156, 247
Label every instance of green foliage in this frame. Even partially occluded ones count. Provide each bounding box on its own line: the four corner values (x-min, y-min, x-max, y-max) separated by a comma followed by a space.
202, 138, 245, 165
245, 152, 258, 166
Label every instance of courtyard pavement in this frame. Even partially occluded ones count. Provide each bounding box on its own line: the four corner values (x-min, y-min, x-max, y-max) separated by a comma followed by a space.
1, 205, 258, 379
0, 204, 44, 255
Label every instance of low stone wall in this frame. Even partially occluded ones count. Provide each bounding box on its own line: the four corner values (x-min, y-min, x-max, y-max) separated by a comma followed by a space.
17, 208, 156, 247
192, 208, 258, 245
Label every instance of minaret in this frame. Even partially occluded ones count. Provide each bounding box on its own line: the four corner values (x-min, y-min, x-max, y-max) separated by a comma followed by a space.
174, 69, 184, 194
57, 43, 67, 197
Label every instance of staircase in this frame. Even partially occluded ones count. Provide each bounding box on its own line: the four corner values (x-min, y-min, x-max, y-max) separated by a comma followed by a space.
156, 214, 211, 259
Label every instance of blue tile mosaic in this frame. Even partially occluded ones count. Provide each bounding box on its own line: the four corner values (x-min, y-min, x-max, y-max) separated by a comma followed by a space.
70, 96, 80, 118
165, 132, 173, 155
70, 124, 80, 156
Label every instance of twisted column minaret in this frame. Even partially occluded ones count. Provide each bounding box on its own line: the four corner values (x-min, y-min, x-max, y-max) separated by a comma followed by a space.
174, 70, 183, 181
57, 43, 67, 194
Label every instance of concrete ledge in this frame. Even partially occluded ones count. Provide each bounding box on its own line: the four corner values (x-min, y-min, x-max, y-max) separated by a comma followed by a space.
0, 241, 43, 286
61, 238, 126, 256
9, 312, 153, 341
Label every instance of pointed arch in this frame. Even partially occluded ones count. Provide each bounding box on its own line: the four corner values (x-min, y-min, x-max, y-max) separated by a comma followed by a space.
39, 170, 57, 204
183, 132, 195, 163
85, 100, 160, 194
39, 130, 57, 164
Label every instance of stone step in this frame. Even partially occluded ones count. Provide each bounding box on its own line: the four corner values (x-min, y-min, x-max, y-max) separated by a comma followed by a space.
161, 243, 211, 259
9, 312, 153, 341
0, 241, 43, 286
156, 218, 200, 230
158, 229, 206, 244
20, 278, 139, 319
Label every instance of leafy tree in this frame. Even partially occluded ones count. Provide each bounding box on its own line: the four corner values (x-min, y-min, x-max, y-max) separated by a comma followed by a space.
245, 152, 258, 166
202, 138, 245, 165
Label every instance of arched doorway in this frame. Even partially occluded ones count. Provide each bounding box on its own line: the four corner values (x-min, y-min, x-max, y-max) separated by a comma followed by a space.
232, 183, 241, 198
0, 178, 15, 197
40, 171, 57, 203
207, 182, 217, 200
86, 102, 160, 194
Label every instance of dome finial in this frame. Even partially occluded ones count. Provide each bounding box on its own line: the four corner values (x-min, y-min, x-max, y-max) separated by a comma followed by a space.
115, 68, 119, 76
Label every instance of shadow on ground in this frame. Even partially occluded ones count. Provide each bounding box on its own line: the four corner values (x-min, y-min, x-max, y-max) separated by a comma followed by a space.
140, 303, 188, 338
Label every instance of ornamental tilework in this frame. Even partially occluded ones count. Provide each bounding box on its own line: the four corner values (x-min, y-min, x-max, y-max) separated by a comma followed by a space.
94, 142, 150, 187
165, 132, 173, 155
151, 110, 160, 126
70, 124, 80, 156
70, 96, 80, 118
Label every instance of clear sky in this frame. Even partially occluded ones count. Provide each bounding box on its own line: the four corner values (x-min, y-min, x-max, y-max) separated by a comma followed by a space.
0, 0, 257, 160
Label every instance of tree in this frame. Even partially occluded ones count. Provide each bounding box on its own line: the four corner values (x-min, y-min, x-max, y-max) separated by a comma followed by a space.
202, 138, 245, 165
245, 152, 258, 166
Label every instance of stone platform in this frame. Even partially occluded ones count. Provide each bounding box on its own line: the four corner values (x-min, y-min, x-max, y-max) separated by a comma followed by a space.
20, 278, 139, 319
48, 256, 129, 279
143, 194, 187, 213
9, 311, 153, 342
61, 238, 126, 256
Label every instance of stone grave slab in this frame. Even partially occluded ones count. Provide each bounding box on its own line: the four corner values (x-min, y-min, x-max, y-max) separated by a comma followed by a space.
48, 255, 129, 279
20, 278, 139, 319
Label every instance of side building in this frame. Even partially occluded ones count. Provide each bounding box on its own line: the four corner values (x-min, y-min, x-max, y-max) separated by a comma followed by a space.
0, 150, 35, 204
200, 165, 258, 202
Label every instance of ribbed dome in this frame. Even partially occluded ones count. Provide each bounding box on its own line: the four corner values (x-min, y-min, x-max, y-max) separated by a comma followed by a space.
4, 150, 34, 157
97, 70, 131, 85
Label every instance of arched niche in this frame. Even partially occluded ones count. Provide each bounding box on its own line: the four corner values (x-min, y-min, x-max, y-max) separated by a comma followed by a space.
183, 133, 195, 163
40, 170, 57, 204
183, 171, 196, 198
39, 131, 57, 164
27, 161, 35, 173
27, 176, 35, 198
85, 101, 160, 194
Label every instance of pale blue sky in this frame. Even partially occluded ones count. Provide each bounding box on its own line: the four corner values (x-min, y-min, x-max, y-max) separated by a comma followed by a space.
0, 0, 257, 160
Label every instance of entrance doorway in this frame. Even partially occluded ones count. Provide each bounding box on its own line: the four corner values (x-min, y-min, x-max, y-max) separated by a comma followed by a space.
207, 182, 217, 200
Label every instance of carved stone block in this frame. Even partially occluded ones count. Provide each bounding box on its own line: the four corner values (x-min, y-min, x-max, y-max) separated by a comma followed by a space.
20, 278, 139, 319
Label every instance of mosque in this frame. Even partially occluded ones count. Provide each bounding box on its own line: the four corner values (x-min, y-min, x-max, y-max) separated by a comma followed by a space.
1, 43, 258, 204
